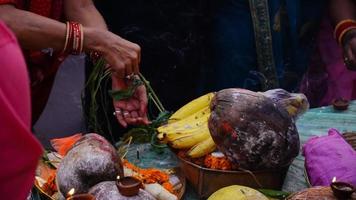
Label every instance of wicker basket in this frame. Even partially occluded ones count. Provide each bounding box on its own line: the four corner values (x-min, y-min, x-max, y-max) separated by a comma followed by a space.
178, 156, 289, 199
343, 132, 356, 150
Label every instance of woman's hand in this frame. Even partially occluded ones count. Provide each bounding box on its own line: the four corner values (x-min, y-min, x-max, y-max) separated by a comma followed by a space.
111, 76, 149, 128
342, 29, 356, 71
84, 27, 141, 78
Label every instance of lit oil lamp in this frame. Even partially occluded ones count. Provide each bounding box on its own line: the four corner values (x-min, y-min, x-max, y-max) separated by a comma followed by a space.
330, 177, 355, 199
66, 188, 96, 200
116, 175, 143, 196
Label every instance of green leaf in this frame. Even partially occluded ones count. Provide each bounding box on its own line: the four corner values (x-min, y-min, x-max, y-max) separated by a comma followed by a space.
258, 189, 291, 199
109, 78, 143, 101
150, 111, 172, 127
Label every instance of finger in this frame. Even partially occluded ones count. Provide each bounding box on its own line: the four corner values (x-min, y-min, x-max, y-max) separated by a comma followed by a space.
131, 111, 139, 118
346, 48, 356, 69
131, 49, 140, 74
125, 117, 138, 125
124, 59, 133, 77
104, 53, 126, 79
138, 89, 148, 117
349, 45, 356, 70
132, 56, 139, 75
105, 63, 111, 69
114, 109, 127, 128
113, 60, 126, 79
112, 76, 128, 90
347, 46, 354, 60
133, 43, 141, 63
122, 111, 139, 125
125, 100, 139, 111
122, 111, 131, 119
141, 115, 150, 125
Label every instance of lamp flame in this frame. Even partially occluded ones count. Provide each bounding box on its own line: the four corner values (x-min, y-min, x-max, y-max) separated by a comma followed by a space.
67, 188, 75, 196
117, 175, 120, 180
332, 177, 337, 183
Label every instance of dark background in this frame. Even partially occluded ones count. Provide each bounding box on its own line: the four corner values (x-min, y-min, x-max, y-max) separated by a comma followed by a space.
84, 0, 213, 142
95, 0, 211, 111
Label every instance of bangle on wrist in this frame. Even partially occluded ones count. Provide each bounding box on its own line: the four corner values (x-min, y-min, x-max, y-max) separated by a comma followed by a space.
334, 19, 356, 45
62, 21, 84, 55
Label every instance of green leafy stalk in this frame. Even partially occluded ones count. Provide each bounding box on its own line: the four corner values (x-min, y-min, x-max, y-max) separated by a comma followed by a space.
85, 57, 171, 148
258, 189, 291, 199
139, 73, 165, 112
84, 58, 109, 134
109, 77, 143, 101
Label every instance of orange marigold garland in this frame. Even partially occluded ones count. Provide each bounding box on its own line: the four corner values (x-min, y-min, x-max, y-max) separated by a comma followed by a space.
204, 154, 232, 170
123, 160, 175, 194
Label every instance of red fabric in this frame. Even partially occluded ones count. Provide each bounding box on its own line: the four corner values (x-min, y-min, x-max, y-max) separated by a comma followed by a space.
0, 0, 18, 6
0, 0, 63, 19
0, 0, 65, 122
0, 21, 43, 200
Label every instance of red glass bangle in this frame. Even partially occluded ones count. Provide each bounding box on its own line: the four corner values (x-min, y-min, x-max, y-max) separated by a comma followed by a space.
62, 22, 84, 55
334, 19, 356, 45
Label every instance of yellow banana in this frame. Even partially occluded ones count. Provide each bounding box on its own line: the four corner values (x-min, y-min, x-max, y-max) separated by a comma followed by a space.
158, 107, 210, 133
157, 121, 208, 143
169, 92, 214, 120
169, 127, 211, 149
164, 123, 209, 141
187, 136, 216, 158
158, 117, 208, 136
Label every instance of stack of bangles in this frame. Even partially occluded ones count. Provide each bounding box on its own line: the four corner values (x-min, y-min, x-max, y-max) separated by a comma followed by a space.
334, 19, 356, 45
62, 21, 101, 62
62, 22, 84, 55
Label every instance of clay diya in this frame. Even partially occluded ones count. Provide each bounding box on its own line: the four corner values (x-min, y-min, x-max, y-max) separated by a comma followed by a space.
330, 181, 355, 199
66, 194, 95, 200
66, 188, 95, 200
332, 98, 349, 111
116, 176, 143, 196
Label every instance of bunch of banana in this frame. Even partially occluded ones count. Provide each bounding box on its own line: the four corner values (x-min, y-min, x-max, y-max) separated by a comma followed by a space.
157, 93, 217, 158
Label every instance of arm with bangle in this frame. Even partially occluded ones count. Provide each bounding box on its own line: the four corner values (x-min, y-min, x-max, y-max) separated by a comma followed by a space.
0, 1, 149, 127
329, 0, 356, 70
64, 0, 149, 127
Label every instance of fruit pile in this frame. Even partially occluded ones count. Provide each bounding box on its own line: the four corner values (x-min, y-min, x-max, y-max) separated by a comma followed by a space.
157, 93, 216, 158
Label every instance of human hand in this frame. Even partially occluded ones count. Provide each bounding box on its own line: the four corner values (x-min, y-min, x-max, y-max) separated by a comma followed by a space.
84, 27, 141, 78
342, 29, 356, 71
111, 75, 149, 128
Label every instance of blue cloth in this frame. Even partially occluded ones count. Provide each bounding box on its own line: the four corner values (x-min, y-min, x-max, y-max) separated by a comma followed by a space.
200, 0, 325, 92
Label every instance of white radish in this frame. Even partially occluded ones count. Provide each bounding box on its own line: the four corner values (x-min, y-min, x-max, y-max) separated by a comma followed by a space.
144, 183, 178, 200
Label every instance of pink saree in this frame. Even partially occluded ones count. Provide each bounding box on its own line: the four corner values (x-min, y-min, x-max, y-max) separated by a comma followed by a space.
0, 21, 42, 200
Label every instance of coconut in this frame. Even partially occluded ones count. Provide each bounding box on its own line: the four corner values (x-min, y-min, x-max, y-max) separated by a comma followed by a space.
208, 88, 308, 170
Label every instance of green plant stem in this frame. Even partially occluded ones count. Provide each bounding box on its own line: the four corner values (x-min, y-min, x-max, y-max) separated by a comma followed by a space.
139, 73, 165, 112
149, 93, 164, 113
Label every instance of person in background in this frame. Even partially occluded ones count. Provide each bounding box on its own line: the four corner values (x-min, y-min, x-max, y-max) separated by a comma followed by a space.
0, 0, 148, 128
0, 20, 42, 200
200, 1, 325, 94
300, 0, 356, 107
330, 0, 356, 70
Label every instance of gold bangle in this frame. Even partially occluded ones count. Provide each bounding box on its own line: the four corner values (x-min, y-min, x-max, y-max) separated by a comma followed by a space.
79, 24, 84, 53
62, 22, 70, 54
